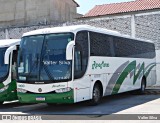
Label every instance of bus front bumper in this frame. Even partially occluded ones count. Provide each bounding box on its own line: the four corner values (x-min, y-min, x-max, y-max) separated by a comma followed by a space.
17, 90, 74, 104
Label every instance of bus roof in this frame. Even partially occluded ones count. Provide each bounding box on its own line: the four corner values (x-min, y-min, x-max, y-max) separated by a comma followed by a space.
22, 25, 153, 43
23, 25, 120, 36
0, 39, 20, 48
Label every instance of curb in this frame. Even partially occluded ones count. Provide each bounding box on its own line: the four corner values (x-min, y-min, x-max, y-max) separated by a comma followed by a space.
144, 89, 160, 95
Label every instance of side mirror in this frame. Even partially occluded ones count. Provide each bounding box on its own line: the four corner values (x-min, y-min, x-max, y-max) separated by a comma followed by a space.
66, 41, 75, 60
4, 45, 17, 64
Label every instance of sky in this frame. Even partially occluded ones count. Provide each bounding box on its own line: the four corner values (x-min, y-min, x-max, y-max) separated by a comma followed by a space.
75, 0, 135, 15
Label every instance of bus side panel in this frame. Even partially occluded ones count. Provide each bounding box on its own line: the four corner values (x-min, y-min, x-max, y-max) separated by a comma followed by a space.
73, 75, 91, 103
87, 57, 156, 96
146, 70, 156, 86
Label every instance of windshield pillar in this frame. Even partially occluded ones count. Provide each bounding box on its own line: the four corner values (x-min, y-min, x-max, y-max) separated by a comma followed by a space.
72, 45, 75, 81
0, 47, 10, 82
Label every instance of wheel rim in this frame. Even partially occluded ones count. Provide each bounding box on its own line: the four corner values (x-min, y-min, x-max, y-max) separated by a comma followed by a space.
93, 87, 100, 102
141, 81, 145, 92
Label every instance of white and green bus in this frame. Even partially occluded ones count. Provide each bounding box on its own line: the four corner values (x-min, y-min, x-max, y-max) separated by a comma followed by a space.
17, 25, 156, 105
0, 39, 20, 104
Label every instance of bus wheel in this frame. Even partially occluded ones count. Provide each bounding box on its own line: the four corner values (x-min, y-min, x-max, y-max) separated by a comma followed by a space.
89, 84, 101, 105
139, 78, 146, 94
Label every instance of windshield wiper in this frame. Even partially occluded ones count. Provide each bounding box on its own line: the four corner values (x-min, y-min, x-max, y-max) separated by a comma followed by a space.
40, 42, 55, 82
41, 63, 55, 82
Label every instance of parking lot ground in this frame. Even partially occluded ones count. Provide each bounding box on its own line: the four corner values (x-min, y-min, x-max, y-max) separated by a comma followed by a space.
0, 89, 160, 120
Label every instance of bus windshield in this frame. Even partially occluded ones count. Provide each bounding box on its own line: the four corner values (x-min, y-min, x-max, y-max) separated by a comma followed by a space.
0, 47, 9, 82
18, 33, 74, 83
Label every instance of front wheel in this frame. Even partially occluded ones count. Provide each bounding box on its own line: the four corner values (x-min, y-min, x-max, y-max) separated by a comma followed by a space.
89, 84, 101, 105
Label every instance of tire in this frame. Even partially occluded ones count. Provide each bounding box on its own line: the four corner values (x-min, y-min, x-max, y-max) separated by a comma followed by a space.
89, 84, 101, 105
139, 78, 146, 94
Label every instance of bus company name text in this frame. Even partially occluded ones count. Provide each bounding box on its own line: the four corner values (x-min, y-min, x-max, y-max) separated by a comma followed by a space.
43, 61, 70, 66
92, 61, 109, 70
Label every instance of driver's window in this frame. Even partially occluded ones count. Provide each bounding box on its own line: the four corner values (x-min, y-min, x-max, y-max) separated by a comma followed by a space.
74, 31, 89, 79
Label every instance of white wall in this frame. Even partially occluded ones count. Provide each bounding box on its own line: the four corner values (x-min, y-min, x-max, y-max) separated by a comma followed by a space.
156, 50, 160, 85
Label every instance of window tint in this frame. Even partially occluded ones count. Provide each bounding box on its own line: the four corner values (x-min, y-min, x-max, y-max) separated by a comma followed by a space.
113, 37, 155, 58
90, 32, 112, 56
89, 31, 155, 59
74, 31, 89, 79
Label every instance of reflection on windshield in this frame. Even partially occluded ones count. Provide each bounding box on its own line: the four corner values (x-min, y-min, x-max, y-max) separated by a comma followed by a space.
18, 33, 74, 83
0, 47, 9, 81
18, 35, 44, 81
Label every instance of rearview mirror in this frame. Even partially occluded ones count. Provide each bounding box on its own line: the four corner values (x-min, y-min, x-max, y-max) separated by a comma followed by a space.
66, 41, 75, 60
4, 45, 17, 64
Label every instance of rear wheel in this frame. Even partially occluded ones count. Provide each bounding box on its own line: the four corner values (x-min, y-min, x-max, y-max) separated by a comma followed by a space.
139, 78, 146, 94
89, 84, 101, 105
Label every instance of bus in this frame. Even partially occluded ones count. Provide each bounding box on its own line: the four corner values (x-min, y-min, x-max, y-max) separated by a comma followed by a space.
17, 25, 156, 105
0, 39, 20, 104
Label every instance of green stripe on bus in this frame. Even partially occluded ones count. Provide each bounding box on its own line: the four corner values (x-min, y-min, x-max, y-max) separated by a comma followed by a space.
145, 64, 156, 77
133, 62, 145, 85
112, 61, 136, 94
111, 61, 156, 94
0, 80, 18, 102
0, 83, 4, 89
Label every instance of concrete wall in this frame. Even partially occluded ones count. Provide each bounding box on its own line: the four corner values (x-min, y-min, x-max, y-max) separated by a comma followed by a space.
0, 0, 78, 28
50, 0, 78, 22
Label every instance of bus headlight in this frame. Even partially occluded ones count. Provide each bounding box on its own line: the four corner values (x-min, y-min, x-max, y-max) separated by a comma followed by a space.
17, 88, 27, 93
55, 87, 71, 93
0, 85, 9, 93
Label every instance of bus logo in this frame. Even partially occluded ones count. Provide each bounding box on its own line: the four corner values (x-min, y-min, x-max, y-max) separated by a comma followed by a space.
52, 85, 65, 88
92, 61, 109, 70
38, 88, 42, 92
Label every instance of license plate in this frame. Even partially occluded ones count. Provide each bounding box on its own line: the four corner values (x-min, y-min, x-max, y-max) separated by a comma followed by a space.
36, 97, 45, 101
